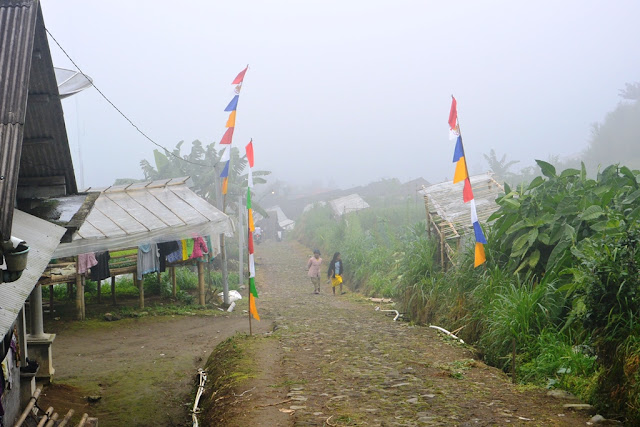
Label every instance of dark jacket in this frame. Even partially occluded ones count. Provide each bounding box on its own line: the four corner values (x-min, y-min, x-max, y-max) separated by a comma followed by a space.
327, 259, 345, 278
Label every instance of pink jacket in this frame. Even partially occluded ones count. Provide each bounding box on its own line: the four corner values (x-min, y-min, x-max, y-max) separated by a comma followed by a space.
307, 257, 322, 278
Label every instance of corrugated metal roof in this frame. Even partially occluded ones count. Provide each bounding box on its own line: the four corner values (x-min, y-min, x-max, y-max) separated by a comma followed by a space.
0, 0, 38, 241
1, 0, 77, 242
419, 172, 503, 246
0, 209, 66, 338
328, 194, 370, 216
53, 178, 234, 258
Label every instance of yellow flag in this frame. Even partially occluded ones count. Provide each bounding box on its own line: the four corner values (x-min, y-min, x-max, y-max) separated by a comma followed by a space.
453, 157, 468, 184
474, 242, 486, 267
248, 209, 255, 232
222, 177, 228, 195
226, 111, 236, 128
249, 293, 260, 320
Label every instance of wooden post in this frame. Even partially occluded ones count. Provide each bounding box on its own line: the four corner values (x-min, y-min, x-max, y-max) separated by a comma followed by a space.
97, 279, 102, 304
67, 283, 73, 300
81, 275, 86, 320
198, 261, 205, 306
424, 195, 431, 239
136, 274, 144, 309
49, 285, 54, 319
14, 387, 41, 426
157, 271, 161, 295
111, 276, 117, 306
75, 273, 83, 321
171, 267, 177, 298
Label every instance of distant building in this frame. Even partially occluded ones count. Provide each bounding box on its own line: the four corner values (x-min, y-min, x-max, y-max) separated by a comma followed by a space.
328, 194, 370, 217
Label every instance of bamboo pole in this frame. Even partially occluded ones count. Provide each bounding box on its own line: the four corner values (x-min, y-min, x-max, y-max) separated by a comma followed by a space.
198, 261, 205, 306
57, 409, 74, 427
43, 412, 59, 427
171, 267, 177, 298
14, 387, 41, 426
77, 413, 89, 427
111, 275, 117, 306
97, 279, 101, 304
36, 407, 54, 427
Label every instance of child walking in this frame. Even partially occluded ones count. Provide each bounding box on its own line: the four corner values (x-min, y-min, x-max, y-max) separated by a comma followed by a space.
327, 252, 345, 295
307, 249, 323, 294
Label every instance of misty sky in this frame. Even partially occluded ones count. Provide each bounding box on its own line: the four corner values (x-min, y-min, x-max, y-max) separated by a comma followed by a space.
41, 0, 640, 191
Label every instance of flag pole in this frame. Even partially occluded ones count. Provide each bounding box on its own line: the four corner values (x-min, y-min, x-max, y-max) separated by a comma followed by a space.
452, 95, 472, 179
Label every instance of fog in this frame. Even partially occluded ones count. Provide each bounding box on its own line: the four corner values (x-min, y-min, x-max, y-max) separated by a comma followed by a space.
41, 0, 640, 191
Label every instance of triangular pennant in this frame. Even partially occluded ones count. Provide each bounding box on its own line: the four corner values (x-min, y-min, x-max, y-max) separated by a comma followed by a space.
453, 158, 468, 183
232, 66, 248, 85
245, 140, 254, 168
220, 160, 230, 178
226, 110, 236, 128
220, 127, 234, 145
249, 253, 255, 278
463, 177, 474, 202
249, 292, 260, 320
452, 136, 464, 162
448, 96, 458, 130
224, 95, 239, 112
474, 242, 486, 267
221, 177, 228, 195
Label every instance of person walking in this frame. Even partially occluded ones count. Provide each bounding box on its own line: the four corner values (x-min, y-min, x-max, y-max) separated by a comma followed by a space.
327, 252, 346, 295
307, 249, 323, 294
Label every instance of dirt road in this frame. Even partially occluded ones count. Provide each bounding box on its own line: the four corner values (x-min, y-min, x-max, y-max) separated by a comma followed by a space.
210, 240, 592, 426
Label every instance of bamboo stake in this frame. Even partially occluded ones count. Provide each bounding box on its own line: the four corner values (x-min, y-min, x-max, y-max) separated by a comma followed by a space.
57, 409, 74, 427
44, 412, 59, 427
97, 279, 101, 304
36, 407, 54, 427
77, 413, 89, 427
14, 387, 41, 426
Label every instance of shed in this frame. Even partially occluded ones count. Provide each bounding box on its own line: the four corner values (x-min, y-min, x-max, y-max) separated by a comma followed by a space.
419, 172, 503, 268
1, 0, 83, 422
328, 194, 370, 217
53, 177, 234, 258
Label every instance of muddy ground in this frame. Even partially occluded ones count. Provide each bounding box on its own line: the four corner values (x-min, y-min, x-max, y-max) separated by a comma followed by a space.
38, 239, 593, 426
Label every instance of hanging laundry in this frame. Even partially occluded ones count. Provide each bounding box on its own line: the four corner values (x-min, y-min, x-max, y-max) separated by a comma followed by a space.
181, 239, 188, 261
166, 240, 183, 264
158, 241, 180, 272
90, 251, 111, 281
190, 236, 209, 259
77, 252, 98, 274
137, 243, 160, 280
186, 238, 195, 258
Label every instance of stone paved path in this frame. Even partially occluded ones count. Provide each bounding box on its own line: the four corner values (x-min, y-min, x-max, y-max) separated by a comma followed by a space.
228, 239, 590, 426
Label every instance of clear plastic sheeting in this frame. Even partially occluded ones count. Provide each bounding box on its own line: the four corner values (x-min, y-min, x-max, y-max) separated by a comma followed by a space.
54, 67, 93, 99
53, 178, 234, 258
